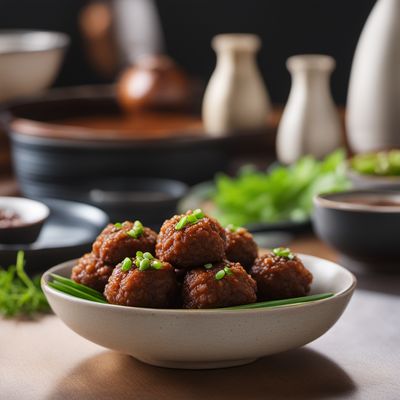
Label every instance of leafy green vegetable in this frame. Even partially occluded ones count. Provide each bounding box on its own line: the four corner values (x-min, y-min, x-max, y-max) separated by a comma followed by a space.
48, 275, 107, 303
0, 251, 50, 317
350, 150, 400, 176
212, 150, 350, 226
222, 292, 334, 310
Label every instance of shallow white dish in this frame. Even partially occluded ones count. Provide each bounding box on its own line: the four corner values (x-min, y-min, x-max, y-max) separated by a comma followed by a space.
42, 254, 356, 369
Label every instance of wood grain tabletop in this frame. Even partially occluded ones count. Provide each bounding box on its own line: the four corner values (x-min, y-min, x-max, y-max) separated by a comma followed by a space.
1, 235, 399, 400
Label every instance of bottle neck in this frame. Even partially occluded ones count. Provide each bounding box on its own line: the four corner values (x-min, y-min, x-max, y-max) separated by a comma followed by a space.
216, 50, 258, 74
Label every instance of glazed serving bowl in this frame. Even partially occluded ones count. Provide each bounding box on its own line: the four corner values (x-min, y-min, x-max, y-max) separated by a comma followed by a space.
42, 254, 355, 369
0, 30, 68, 102
19, 177, 188, 228
3, 85, 274, 197
313, 190, 400, 271
0, 196, 49, 244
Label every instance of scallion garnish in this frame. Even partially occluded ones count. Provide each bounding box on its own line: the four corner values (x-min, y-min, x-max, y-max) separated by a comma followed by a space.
223, 266, 233, 275
204, 263, 213, 269
272, 247, 295, 260
121, 257, 132, 272
175, 209, 205, 230
48, 275, 107, 304
215, 270, 226, 280
226, 224, 240, 232
222, 293, 334, 310
127, 220, 144, 238
135, 251, 164, 271
114, 222, 123, 229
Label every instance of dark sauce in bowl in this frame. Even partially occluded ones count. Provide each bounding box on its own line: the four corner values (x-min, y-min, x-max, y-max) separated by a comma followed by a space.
0, 208, 23, 228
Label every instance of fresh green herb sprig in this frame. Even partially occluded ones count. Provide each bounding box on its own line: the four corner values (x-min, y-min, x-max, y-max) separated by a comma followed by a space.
127, 220, 144, 239
272, 247, 295, 260
223, 293, 334, 310
175, 209, 205, 230
213, 150, 350, 227
0, 251, 50, 317
48, 274, 107, 303
351, 150, 400, 176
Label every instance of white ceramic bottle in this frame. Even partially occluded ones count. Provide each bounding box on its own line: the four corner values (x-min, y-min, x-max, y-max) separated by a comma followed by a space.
276, 55, 342, 164
347, 0, 400, 153
202, 34, 271, 136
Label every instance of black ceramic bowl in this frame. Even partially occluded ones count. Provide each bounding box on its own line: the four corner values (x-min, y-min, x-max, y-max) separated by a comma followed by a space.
19, 177, 188, 229
313, 190, 400, 272
0, 196, 49, 244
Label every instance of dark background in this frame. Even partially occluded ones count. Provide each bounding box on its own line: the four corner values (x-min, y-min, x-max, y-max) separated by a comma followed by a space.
0, 0, 377, 105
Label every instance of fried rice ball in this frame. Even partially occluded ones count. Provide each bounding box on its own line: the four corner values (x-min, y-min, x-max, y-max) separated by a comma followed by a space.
156, 212, 226, 269
182, 260, 257, 309
104, 257, 178, 308
92, 221, 157, 265
225, 226, 258, 270
71, 252, 113, 292
250, 250, 313, 301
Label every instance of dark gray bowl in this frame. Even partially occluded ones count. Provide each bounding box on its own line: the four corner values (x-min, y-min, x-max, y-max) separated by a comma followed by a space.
313, 190, 400, 272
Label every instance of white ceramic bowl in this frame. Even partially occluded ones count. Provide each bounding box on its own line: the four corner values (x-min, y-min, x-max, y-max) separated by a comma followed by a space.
0, 30, 69, 102
42, 254, 356, 369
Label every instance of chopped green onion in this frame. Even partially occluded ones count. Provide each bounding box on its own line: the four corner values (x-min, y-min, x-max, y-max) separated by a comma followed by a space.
222, 293, 334, 310
136, 251, 143, 258
151, 260, 163, 270
193, 208, 205, 219
187, 214, 197, 223
226, 224, 239, 232
215, 270, 226, 280
224, 266, 233, 275
272, 247, 295, 260
175, 216, 188, 230
143, 252, 153, 260
121, 257, 133, 272
204, 263, 213, 269
139, 258, 151, 271
114, 222, 123, 229
127, 220, 144, 238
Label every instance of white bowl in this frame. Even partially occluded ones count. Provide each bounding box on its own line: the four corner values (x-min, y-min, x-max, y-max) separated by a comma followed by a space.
0, 30, 69, 102
42, 254, 356, 369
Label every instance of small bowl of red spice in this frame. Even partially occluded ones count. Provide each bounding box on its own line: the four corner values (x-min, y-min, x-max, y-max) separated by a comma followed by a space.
0, 197, 49, 244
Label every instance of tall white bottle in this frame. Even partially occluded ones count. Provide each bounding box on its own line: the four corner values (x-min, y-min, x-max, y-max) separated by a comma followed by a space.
202, 34, 271, 137
276, 55, 342, 164
347, 0, 400, 153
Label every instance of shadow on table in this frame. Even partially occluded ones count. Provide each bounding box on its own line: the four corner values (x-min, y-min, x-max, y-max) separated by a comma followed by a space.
48, 348, 356, 400
355, 274, 400, 297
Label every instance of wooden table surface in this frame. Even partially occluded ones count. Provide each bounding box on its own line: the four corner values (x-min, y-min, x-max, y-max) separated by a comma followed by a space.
1, 235, 399, 400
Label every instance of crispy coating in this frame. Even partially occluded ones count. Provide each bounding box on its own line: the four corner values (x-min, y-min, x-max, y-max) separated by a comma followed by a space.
182, 261, 257, 309
71, 252, 113, 292
92, 222, 157, 265
250, 253, 313, 301
156, 213, 226, 269
104, 260, 178, 308
225, 227, 258, 270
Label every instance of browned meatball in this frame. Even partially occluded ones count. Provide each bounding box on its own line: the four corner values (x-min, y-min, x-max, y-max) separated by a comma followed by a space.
250, 250, 313, 301
104, 258, 178, 308
156, 212, 226, 269
71, 252, 113, 292
225, 226, 258, 270
182, 260, 257, 309
92, 221, 157, 265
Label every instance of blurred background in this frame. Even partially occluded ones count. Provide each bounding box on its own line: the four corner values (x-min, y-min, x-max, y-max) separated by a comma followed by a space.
0, 0, 376, 104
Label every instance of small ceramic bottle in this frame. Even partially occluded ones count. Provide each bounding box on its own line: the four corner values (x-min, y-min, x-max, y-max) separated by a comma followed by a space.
202, 34, 271, 136
276, 55, 342, 164
347, 0, 400, 153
